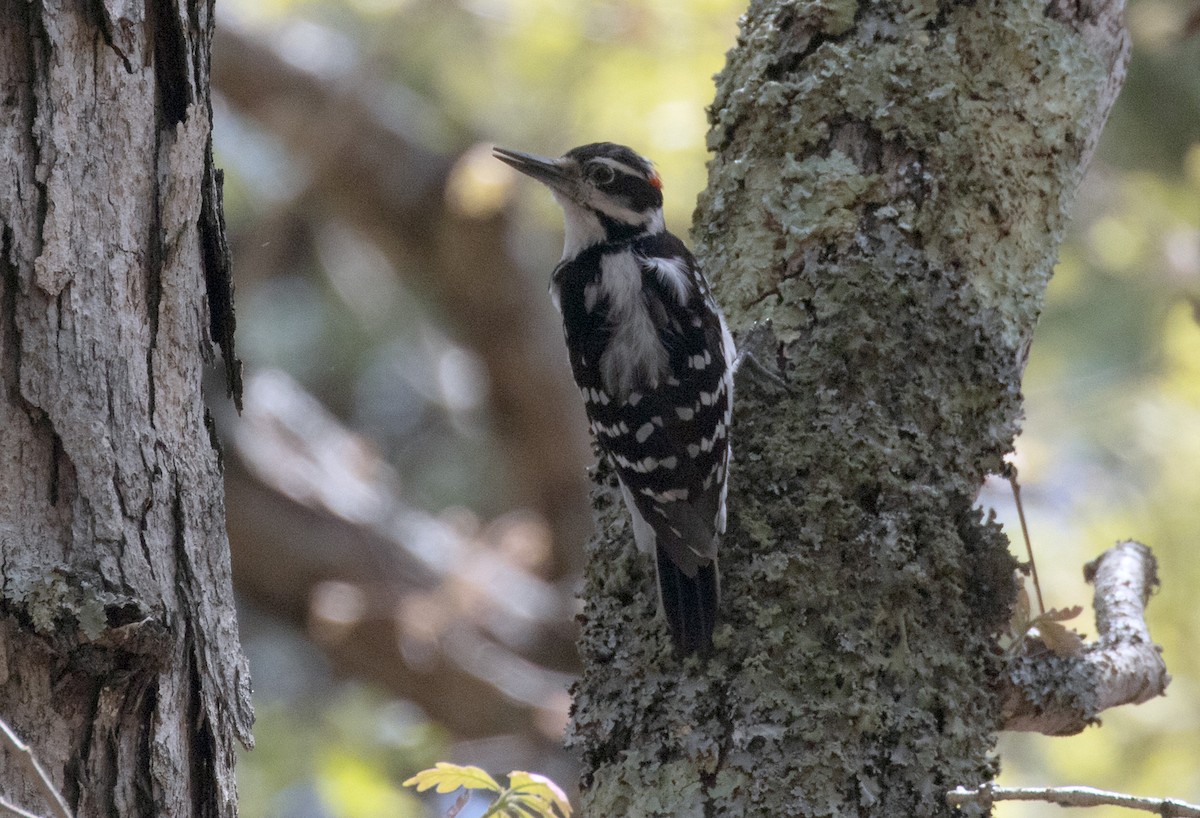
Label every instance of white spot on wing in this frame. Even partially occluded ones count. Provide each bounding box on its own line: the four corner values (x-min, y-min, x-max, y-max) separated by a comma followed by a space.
618, 480, 655, 556
640, 486, 689, 502
635, 422, 654, 443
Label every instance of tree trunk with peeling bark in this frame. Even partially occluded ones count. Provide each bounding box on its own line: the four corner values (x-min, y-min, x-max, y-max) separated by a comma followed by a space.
568, 0, 1129, 815
0, 3, 252, 817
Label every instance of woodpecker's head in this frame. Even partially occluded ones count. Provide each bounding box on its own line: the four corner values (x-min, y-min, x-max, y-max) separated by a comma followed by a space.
494, 142, 665, 252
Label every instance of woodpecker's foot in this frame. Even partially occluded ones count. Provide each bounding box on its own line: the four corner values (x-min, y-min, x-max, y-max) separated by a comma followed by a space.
733, 320, 790, 394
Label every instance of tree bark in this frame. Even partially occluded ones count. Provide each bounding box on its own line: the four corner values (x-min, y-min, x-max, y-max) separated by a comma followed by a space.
568, 0, 1129, 815
0, 2, 252, 817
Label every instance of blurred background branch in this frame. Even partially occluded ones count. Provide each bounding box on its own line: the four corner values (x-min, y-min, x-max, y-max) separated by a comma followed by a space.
217, 370, 578, 778
213, 21, 593, 579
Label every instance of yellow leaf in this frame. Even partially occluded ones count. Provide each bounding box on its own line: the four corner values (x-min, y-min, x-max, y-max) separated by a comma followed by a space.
1035, 621, 1086, 657
1039, 605, 1084, 623
508, 771, 572, 817
402, 762, 502, 795
1008, 581, 1031, 641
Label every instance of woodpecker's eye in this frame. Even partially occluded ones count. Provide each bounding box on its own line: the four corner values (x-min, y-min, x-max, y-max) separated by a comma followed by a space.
587, 163, 616, 185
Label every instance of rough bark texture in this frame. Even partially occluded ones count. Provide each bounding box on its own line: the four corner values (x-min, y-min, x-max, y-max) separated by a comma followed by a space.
567, 0, 1128, 816
0, 2, 252, 817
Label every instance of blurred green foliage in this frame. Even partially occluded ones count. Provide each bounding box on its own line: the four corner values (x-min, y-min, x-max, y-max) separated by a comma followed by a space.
239, 685, 445, 818
218, 1, 1200, 816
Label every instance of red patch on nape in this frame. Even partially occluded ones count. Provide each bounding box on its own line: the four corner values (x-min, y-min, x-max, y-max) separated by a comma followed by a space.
648, 171, 663, 190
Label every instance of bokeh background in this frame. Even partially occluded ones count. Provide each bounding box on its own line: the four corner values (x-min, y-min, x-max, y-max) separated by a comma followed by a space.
206, 2, 1200, 816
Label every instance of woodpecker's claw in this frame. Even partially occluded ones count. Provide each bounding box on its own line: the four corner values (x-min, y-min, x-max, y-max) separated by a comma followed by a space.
734, 320, 791, 394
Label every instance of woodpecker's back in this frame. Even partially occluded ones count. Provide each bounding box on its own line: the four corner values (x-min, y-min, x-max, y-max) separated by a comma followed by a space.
494, 143, 734, 655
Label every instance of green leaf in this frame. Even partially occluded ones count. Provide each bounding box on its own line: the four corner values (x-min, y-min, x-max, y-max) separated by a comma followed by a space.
403, 762, 503, 795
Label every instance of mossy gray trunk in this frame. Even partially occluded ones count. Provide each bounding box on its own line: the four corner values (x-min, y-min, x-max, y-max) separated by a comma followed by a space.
567, 0, 1127, 815
0, 2, 251, 816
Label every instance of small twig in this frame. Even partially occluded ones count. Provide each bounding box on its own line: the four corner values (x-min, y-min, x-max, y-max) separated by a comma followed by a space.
733, 320, 791, 394
0, 719, 73, 818
1003, 463, 1044, 615
0, 795, 50, 818
446, 790, 472, 818
948, 784, 1200, 816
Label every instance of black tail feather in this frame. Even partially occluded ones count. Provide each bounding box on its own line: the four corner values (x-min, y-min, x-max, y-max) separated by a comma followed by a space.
655, 547, 719, 656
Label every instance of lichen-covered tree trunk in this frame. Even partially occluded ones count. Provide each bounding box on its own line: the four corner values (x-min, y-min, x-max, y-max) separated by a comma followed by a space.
0, 2, 252, 816
568, 0, 1127, 815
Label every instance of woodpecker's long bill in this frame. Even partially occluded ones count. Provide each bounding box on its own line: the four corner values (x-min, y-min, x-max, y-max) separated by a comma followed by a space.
494, 143, 735, 655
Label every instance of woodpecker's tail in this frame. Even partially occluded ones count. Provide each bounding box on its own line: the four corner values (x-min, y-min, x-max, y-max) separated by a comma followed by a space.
655, 546, 719, 656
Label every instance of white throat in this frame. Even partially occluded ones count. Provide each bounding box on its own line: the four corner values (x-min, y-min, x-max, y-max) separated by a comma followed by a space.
557, 199, 608, 260
555, 195, 665, 261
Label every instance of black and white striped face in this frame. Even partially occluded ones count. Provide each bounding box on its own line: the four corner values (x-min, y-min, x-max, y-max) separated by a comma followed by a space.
494, 143, 665, 254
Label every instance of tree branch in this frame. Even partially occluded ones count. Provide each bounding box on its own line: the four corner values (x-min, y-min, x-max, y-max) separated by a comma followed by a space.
1001, 540, 1170, 734
948, 784, 1200, 816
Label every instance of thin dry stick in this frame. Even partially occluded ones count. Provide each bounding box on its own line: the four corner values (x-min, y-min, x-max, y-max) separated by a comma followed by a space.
1004, 464, 1045, 615
0, 795, 49, 818
948, 784, 1200, 816
0, 719, 73, 818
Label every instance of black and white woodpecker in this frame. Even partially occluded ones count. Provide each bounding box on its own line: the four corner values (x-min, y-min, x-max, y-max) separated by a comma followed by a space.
493, 142, 735, 655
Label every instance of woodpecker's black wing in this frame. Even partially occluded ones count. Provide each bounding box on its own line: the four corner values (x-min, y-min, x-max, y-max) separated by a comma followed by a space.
555, 233, 732, 653
626, 233, 732, 654
620, 232, 731, 561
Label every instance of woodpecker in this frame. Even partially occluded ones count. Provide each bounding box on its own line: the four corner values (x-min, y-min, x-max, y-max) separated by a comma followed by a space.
494, 143, 735, 655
